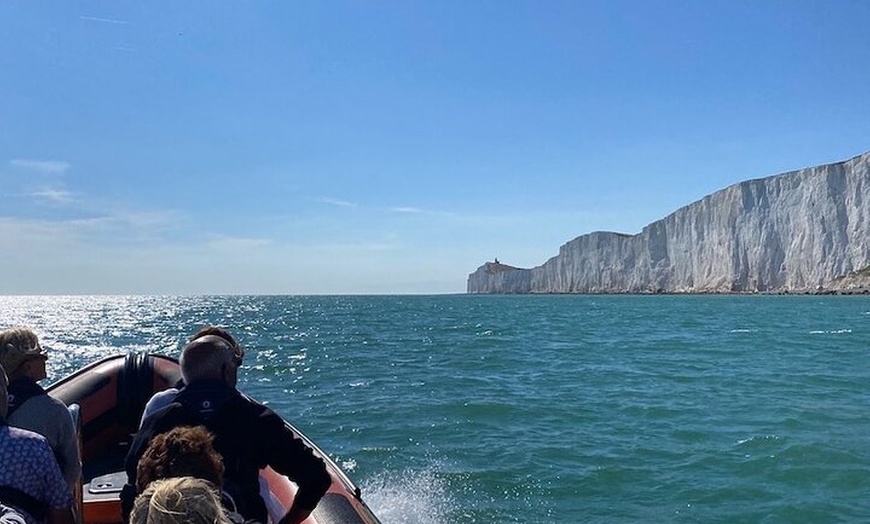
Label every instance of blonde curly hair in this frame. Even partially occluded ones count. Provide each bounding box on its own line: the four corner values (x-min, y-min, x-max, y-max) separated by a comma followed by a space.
130, 477, 232, 524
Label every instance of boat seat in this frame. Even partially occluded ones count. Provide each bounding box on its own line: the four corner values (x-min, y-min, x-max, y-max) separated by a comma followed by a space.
85, 471, 126, 496
82, 471, 125, 524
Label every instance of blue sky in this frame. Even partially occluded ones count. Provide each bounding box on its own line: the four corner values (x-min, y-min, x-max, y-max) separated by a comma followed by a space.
2, 1, 869, 294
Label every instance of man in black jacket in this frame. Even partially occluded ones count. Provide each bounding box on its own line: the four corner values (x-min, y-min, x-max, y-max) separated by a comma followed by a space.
122, 335, 331, 524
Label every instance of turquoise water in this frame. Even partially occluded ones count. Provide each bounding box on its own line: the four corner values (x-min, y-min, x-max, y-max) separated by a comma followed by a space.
2, 295, 869, 523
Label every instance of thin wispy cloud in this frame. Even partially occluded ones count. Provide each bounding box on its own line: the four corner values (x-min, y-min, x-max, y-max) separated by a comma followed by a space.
387, 206, 459, 218
316, 197, 357, 208
0, 217, 81, 254
390, 206, 424, 214
0, 215, 140, 251
79, 15, 129, 25
28, 188, 75, 204
0, 214, 184, 273
207, 235, 273, 251
120, 211, 180, 229
64, 210, 179, 232
309, 239, 399, 254
10, 159, 71, 175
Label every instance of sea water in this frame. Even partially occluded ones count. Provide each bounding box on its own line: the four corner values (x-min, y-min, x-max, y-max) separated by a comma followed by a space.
2, 295, 868, 523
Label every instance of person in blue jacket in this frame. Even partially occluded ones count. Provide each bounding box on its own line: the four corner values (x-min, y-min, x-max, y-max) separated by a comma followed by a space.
0, 364, 74, 524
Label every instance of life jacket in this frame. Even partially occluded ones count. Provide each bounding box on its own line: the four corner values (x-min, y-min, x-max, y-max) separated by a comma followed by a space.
5, 378, 45, 418
170, 384, 265, 522
5, 378, 65, 468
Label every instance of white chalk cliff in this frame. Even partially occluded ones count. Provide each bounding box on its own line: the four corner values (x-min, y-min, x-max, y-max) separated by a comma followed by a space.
468, 151, 870, 294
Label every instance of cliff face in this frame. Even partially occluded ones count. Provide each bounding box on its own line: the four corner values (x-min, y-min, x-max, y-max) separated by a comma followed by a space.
467, 152, 870, 294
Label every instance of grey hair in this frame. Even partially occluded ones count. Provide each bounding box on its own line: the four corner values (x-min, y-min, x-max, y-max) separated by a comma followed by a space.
0, 328, 38, 353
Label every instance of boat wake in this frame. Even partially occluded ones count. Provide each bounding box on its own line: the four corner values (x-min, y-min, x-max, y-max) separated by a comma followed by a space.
361, 466, 454, 524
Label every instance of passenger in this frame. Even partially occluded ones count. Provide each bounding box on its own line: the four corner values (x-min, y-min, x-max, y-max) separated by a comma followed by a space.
123, 335, 330, 524
134, 425, 244, 522
135, 425, 224, 492
130, 477, 232, 524
0, 328, 81, 489
139, 326, 244, 423
0, 364, 74, 524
